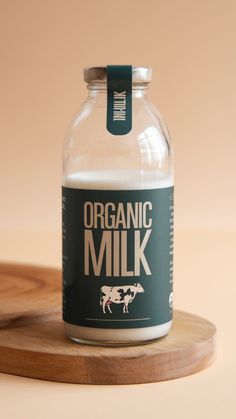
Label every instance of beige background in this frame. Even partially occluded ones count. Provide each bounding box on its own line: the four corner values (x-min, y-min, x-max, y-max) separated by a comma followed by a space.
0, 1, 236, 418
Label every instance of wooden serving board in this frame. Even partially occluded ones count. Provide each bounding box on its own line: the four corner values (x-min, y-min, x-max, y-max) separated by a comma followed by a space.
0, 263, 216, 385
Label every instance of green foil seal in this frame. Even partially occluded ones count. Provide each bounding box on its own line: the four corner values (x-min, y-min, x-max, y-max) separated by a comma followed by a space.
106, 65, 132, 135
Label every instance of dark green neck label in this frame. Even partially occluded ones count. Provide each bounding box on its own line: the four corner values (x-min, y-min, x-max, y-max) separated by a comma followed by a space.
106, 65, 132, 135
62, 186, 174, 329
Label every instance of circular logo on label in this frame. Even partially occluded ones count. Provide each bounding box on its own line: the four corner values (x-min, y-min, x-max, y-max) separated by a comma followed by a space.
169, 292, 173, 309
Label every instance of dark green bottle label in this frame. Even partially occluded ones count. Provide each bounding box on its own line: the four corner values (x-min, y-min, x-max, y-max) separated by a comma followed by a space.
106, 65, 132, 135
62, 186, 174, 329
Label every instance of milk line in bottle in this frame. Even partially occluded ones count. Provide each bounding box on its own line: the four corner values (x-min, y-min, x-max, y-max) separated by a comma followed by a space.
62, 65, 174, 345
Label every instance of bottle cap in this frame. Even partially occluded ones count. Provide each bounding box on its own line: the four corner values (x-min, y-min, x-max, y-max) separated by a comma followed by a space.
84, 66, 152, 84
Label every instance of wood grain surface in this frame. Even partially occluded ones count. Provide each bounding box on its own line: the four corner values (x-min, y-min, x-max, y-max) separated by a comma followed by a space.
0, 263, 216, 384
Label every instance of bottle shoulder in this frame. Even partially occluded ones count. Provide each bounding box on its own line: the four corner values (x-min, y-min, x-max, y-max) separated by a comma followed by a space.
63, 95, 173, 177
65, 97, 172, 151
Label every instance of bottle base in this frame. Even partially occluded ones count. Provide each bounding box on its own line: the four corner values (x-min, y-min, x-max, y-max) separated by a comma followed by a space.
64, 320, 172, 347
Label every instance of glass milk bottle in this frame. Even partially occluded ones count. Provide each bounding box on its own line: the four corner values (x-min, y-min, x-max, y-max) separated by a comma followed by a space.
62, 66, 174, 345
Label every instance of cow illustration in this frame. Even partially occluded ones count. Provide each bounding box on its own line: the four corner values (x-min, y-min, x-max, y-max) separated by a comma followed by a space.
100, 283, 144, 314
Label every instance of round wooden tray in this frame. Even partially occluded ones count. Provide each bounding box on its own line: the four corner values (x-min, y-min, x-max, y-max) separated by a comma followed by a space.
0, 263, 216, 385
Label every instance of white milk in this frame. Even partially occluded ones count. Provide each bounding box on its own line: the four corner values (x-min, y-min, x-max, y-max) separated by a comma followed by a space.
63, 170, 173, 345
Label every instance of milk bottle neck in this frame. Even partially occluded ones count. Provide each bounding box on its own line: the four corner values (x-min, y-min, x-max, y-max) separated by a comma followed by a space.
87, 82, 149, 100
